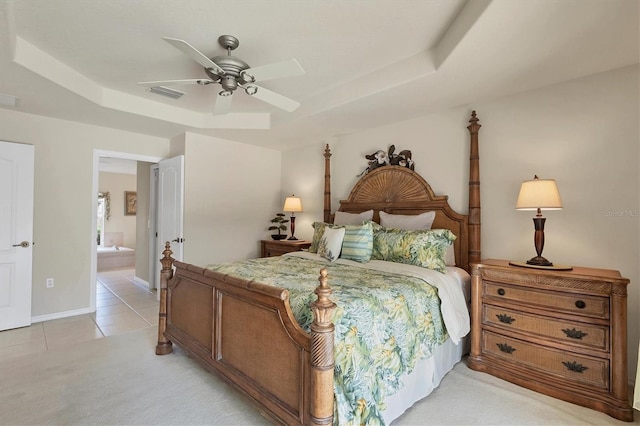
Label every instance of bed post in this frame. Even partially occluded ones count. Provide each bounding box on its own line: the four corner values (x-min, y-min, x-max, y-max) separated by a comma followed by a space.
323, 144, 332, 223
155, 242, 174, 355
467, 111, 482, 266
309, 268, 337, 425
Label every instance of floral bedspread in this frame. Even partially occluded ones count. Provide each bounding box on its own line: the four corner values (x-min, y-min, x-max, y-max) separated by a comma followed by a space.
208, 255, 449, 425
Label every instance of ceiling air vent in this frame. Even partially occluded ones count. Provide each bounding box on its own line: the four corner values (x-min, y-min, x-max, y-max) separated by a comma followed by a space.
148, 86, 185, 99
0, 92, 20, 107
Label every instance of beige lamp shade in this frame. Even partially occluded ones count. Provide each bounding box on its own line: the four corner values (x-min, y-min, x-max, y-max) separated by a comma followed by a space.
516, 176, 562, 211
283, 195, 303, 213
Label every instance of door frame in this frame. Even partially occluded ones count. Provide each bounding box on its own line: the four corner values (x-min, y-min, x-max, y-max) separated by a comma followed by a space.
148, 156, 184, 294
148, 164, 159, 291
91, 150, 165, 311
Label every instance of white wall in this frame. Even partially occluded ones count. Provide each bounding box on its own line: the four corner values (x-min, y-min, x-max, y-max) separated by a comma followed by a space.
180, 132, 282, 266
0, 109, 169, 318
135, 162, 152, 283
282, 65, 639, 382
98, 172, 137, 248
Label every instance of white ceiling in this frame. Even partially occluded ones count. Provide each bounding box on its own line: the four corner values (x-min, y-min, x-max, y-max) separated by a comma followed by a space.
0, 0, 637, 151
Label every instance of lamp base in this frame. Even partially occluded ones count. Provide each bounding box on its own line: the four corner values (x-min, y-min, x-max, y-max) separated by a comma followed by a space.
509, 260, 573, 271
526, 255, 553, 267
288, 215, 298, 241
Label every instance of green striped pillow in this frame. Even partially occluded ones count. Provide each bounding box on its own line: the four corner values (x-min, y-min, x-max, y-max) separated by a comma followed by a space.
339, 222, 374, 263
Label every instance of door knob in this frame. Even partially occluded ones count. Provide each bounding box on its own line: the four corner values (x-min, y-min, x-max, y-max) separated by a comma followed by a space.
12, 241, 30, 248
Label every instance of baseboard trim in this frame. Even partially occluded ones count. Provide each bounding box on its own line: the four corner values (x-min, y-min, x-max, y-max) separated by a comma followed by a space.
32, 307, 94, 324
134, 276, 150, 288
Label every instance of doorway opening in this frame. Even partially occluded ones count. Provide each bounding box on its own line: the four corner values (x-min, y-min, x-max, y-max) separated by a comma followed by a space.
91, 150, 165, 312
97, 159, 138, 272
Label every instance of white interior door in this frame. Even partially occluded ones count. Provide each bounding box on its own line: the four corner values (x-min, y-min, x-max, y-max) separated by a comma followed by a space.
0, 141, 34, 331
157, 156, 184, 284
148, 165, 159, 290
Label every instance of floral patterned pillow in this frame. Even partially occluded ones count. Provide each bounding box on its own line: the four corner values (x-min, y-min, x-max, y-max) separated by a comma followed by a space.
371, 224, 456, 273
309, 221, 330, 253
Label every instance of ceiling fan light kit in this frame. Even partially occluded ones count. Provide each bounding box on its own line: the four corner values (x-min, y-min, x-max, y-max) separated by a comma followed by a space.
138, 35, 304, 115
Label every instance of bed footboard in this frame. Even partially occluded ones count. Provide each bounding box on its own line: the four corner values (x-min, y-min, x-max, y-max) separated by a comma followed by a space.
156, 243, 336, 425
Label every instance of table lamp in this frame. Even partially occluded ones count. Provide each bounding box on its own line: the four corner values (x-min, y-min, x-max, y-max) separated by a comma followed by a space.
515, 175, 562, 267
283, 195, 303, 240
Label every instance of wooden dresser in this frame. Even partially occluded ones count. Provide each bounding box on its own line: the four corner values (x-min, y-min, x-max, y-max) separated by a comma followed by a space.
468, 259, 633, 422
260, 239, 311, 258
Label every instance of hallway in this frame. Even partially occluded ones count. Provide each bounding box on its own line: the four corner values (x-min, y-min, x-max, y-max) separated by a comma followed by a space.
0, 268, 157, 360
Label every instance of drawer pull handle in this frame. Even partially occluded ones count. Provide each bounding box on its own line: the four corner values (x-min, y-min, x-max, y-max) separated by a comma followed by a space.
562, 361, 588, 373
562, 328, 588, 339
497, 288, 506, 296
496, 343, 516, 354
496, 314, 515, 324
575, 300, 586, 309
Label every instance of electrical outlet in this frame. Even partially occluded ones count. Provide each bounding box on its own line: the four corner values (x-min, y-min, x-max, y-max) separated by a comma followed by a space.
46, 278, 54, 288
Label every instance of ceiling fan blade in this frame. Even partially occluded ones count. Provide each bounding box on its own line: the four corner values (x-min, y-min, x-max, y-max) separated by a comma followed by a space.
213, 92, 233, 115
241, 84, 300, 112
162, 37, 226, 76
137, 79, 214, 87
241, 59, 305, 83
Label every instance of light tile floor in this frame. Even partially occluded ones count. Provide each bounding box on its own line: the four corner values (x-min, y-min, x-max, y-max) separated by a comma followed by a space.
0, 268, 158, 361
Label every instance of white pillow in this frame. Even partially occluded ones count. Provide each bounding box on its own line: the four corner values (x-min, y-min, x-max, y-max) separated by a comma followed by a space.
333, 209, 374, 226
379, 211, 436, 230
318, 226, 346, 262
444, 244, 456, 266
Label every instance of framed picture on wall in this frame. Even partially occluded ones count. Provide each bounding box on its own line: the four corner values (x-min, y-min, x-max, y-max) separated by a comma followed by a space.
125, 191, 137, 216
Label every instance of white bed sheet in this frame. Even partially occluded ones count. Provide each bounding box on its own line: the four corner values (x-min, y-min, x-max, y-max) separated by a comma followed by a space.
384, 336, 465, 424
287, 252, 471, 344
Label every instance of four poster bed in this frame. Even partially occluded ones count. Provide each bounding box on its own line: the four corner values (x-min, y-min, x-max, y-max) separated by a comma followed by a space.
155, 111, 482, 425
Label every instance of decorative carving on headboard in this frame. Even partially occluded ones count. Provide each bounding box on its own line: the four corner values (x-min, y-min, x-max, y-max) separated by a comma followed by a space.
349, 167, 441, 205
358, 145, 414, 176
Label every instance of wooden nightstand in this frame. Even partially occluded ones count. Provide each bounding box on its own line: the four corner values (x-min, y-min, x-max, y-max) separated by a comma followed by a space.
261, 239, 311, 258
468, 259, 633, 422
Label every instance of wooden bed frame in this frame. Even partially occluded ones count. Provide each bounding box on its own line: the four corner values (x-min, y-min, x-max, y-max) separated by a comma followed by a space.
155, 111, 482, 425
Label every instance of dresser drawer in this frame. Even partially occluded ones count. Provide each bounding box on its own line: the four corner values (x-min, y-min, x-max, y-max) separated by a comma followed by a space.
483, 305, 609, 351
261, 240, 311, 258
483, 281, 609, 319
263, 245, 292, 257
482, 330, 609, 390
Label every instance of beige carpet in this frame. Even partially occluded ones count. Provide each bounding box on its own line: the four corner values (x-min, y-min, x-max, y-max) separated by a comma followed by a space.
0, 327, 636, 426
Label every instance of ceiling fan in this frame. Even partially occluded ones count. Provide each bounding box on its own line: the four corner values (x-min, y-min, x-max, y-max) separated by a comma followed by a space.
138, 35, 305, 115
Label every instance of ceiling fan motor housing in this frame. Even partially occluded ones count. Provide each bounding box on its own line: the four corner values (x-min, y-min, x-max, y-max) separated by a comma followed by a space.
205, 55, 251, 92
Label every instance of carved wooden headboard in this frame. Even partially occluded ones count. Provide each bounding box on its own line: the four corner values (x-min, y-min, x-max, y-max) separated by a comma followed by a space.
323, 111, 481, 272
